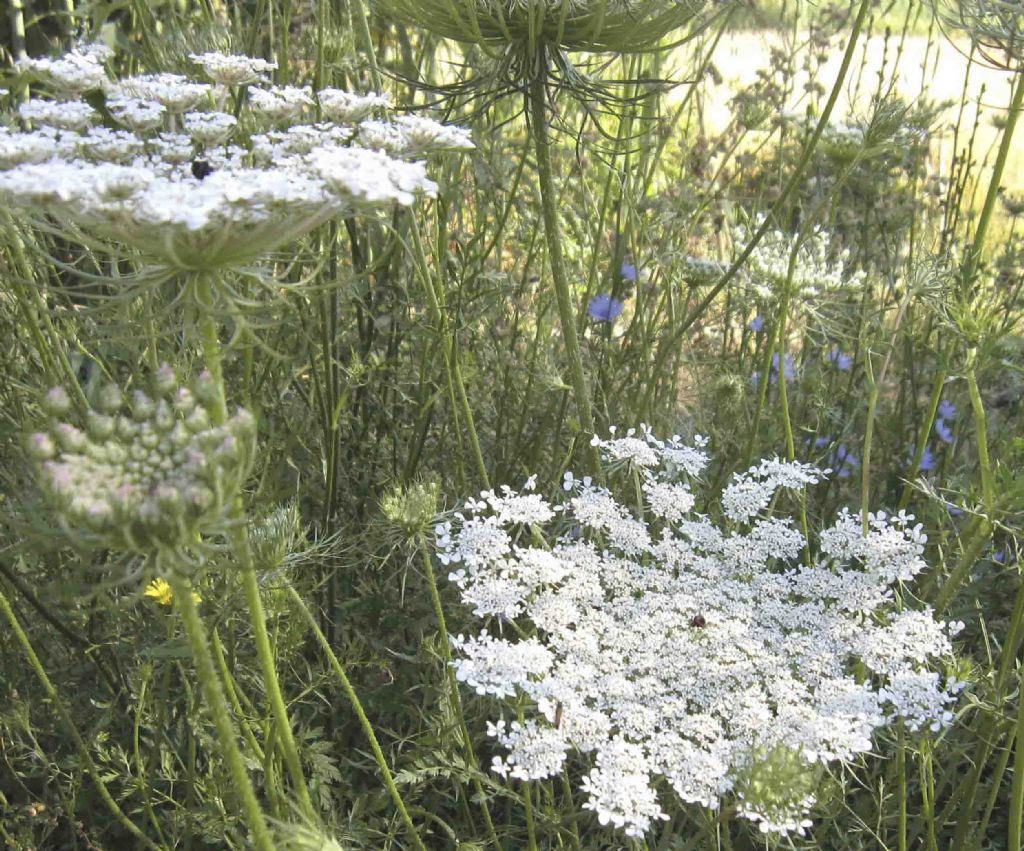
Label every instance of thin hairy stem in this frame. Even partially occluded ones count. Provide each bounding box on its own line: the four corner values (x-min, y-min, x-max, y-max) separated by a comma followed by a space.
285, 584, 430, 851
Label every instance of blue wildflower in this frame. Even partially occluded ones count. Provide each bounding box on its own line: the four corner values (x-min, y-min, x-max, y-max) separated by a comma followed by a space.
938, 399, 957, 420
831, 444, 860, 478
908, 444, 936, 472
589, 294, 624, 322
811, 435, 859, 478
620, 262, 638, 282
751, 352, 796, 390
829, 347, 853, 371
935, 418, 954, 444
993, 550, 1006, 564
749, 315, 765, 332
772, 352, 796, 383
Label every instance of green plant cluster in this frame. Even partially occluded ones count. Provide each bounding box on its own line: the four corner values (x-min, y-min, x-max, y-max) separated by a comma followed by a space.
0, 0, 1022, 849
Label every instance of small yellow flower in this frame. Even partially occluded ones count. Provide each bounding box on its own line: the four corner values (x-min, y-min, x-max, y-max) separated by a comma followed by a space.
144, 578, 201, 606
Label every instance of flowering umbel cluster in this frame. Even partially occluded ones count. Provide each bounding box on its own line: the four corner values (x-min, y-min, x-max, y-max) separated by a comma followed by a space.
27, 366, 256, 553
2, 46, 471, 271
733, 217, 865, 300
436, 427, 963, 838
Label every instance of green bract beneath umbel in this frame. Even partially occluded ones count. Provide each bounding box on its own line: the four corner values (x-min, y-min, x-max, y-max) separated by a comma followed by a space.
380, 0, 710, 55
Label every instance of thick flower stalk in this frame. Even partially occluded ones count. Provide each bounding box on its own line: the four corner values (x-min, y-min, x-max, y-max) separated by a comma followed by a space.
3, 47, 470, 273
380, 0, 715, 475
437, 427, 965, 838
27, 366, 255, 554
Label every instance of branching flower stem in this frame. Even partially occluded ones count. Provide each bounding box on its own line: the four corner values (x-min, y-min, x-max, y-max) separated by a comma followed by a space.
640, 0, 875, 417
167, 571, 274, 851
420, 549, 505, 849
961, 69, 1024, 296
408, 219, 491, 488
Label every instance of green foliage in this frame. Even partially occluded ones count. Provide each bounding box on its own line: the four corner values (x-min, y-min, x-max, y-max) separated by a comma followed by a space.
1, 0, 1023, 848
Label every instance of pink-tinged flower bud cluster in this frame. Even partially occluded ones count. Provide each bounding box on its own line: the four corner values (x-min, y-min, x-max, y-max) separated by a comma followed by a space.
29, 368, 256, 553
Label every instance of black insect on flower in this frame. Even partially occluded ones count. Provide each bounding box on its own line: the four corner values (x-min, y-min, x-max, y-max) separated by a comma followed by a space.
191, 159, 214, 181
690, 614, 707, 628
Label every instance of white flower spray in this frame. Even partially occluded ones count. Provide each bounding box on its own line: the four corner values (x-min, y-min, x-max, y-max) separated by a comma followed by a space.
438, 428, 964, 838
3, 48, 469, 274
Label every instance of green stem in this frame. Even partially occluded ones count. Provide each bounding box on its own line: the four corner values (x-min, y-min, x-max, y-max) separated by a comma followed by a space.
168, 573, 274, 850
932, 513, 995, 612
862, 354, 879, 536
522, 779, 539, 851
965, 353, 994, 517
408, 220, 490, 487
528, 53, 602, 476
212, 628, 267, 764
421, 550, 504, 850
0, 586, 163, 851
193, 274, 315, 819
897, 730, 907, 851
961, 70, 1024, 295
133, 670, 169, 845
285, 585, 430, 851
899, 361, 946, 512
1010, 638, 1024, 849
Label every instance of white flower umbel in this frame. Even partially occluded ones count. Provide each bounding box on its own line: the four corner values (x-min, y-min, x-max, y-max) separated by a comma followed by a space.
189, 52, 277, 86
439, 428, 963, 838
108, 74, 213, 114
108, 97, 166, 132
358, 115, 476, 158
0, 128, 65, 169
318, 89, 391, 123
183, 111, 237, 146
19, 99, 97, 131
0, 48, 469, 272
247, 85, 314, 124
734, 217, 865, 299
16, 43, 111, 94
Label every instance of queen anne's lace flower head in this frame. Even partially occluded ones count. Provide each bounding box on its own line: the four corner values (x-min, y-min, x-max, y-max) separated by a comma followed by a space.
318, 89, 392, 122
189, 52, 277, 86
183, 111, 237, 146
108, 73, 213, 114
15, 43, 111, 94
0, 48, 469, 272
734, 216, 865, 299
439, 428, 963, 838
19, 99, 97, 131
28, 367, 256, 554
247, 85, 314, 123
358, 115, 476, 158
